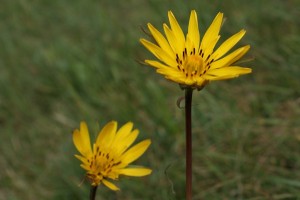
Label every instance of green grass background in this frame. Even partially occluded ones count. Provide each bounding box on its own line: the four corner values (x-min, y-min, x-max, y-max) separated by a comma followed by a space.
1, 0, 300, 199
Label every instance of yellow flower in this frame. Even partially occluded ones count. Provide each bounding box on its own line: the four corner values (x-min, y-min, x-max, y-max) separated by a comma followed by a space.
72, 121, 151, 191
140, 10, 252, 89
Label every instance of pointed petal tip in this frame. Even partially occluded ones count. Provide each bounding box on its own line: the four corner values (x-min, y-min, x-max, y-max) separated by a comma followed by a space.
147, 23, 154, 31
140, 38, 148, 45
72, 128, 79, 136
237, 29, 246, 36
109, 120, 118, 124
106, 120, 118, 129
118, 167, 152, 177
132, 128, 139, 135
144, 139, 152, 146
245, 67, 252, 73
167, 10, 173, 16
214, 12, 224, 23
244, 45, 251, 51
80, 121, 87, 129
191, 10, 197, 17
167, 11, 175, 21
144, 59, 151, 64
217, 12, 224, 16
163, 23, 170, 30
216, 12, 223, 17
102, 179, 120, 191
125, 121, 134, 125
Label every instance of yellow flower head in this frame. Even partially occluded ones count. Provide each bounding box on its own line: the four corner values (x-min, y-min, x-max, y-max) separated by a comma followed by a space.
140, 10, 252, 90
73, 121, 151, 191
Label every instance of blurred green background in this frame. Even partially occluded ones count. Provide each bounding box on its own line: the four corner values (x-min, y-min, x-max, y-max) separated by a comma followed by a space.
1, 0, 300, 199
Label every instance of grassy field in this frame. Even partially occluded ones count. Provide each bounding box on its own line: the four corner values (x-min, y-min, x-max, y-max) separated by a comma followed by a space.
1, 0, 300, 199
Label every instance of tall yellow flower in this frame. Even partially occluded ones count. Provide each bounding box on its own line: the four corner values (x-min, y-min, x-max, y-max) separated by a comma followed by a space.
72, 121, 151, 191
140, 10, 252, 89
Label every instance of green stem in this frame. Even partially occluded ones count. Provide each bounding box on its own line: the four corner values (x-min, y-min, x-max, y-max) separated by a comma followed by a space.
185, 88, 193, 200
90, 186, 98, 200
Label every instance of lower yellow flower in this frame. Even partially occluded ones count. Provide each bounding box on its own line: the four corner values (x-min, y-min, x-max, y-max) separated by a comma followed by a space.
72, 121, 152, 191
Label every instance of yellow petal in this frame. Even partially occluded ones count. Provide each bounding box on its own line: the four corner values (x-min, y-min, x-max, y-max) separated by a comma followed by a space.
163, 23, 182, 55
168, 11, 185, 52
184, 78, 195, 85
96, 121, 117, 148
113, 122, 133, 142
196, 77, 207, 86
185, 35, 194, 55
80, 163, 90, 171
211, 45, 250, 69
200, 12, 223, 52
145, 60, 178, 72
118, 167, 152, 177
203, 35, 220, 62
140, 39, 177, 68
187, 10, 200, 51
114, 129, 139, 156
205, 66, 252, 80
166, 76, 186, 85
160, 69, 185, 78
147, 23, 174, 57
213, 29, 246, 60
156, 67, 183, 78
102, 179, 120, 191
72, 121, 92, 156
146, 60, 183, 81
121, 139, 151, 165
74, 154, 89, 165
73, 129, 84, 154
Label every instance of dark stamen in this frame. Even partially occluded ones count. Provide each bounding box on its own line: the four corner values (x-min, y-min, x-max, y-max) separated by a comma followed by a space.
112, 161, 122, 166
206, 54, 211, 62
199, 49, 202, 55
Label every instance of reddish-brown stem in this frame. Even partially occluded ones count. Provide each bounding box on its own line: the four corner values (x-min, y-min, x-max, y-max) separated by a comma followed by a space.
185, 88, 193, 200
90, 185, 98, 200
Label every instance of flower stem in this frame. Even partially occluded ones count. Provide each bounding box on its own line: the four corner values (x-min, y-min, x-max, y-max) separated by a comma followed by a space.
90, 186, 98, 200
185, 88, 193, 200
